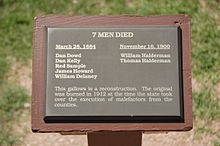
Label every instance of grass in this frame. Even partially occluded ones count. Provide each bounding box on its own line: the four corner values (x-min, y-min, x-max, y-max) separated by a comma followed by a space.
0, 0, 219, 145
192, 12, 220, 84
0, 85, 29, 145
193, 90, 220, 120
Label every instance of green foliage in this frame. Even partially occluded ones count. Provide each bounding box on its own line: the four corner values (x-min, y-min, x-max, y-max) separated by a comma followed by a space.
137, 0, 198, 15
0, 125, 16, 146
193, 90, 220, 121
0, 56, 8, 84
213, 141, 220, 146
0, 85, 29, 145
191, 13, 220, 83
0, 86, 28, 113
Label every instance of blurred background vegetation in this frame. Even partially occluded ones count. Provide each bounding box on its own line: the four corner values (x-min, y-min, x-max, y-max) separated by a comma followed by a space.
0, 0, 219, 145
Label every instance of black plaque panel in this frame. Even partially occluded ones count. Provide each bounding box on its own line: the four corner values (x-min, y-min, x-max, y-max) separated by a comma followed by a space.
44, 26, 183, 122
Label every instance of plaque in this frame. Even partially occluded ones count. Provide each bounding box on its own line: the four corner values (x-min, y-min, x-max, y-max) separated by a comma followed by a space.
44, 26, 183, 122
32, 15, 192, 132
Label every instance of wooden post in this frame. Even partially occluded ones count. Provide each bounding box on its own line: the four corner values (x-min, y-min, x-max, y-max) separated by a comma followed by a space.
87, 132, 142, 146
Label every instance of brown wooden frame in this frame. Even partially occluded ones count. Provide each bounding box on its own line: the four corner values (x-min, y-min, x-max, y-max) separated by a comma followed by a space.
32, 14, 192, 133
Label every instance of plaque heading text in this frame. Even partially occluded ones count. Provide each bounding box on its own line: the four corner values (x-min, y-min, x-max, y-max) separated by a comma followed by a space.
92, 31, 134, 38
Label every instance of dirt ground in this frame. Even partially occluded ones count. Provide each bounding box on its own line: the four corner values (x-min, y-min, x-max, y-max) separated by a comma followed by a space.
14, 61, 219, 146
